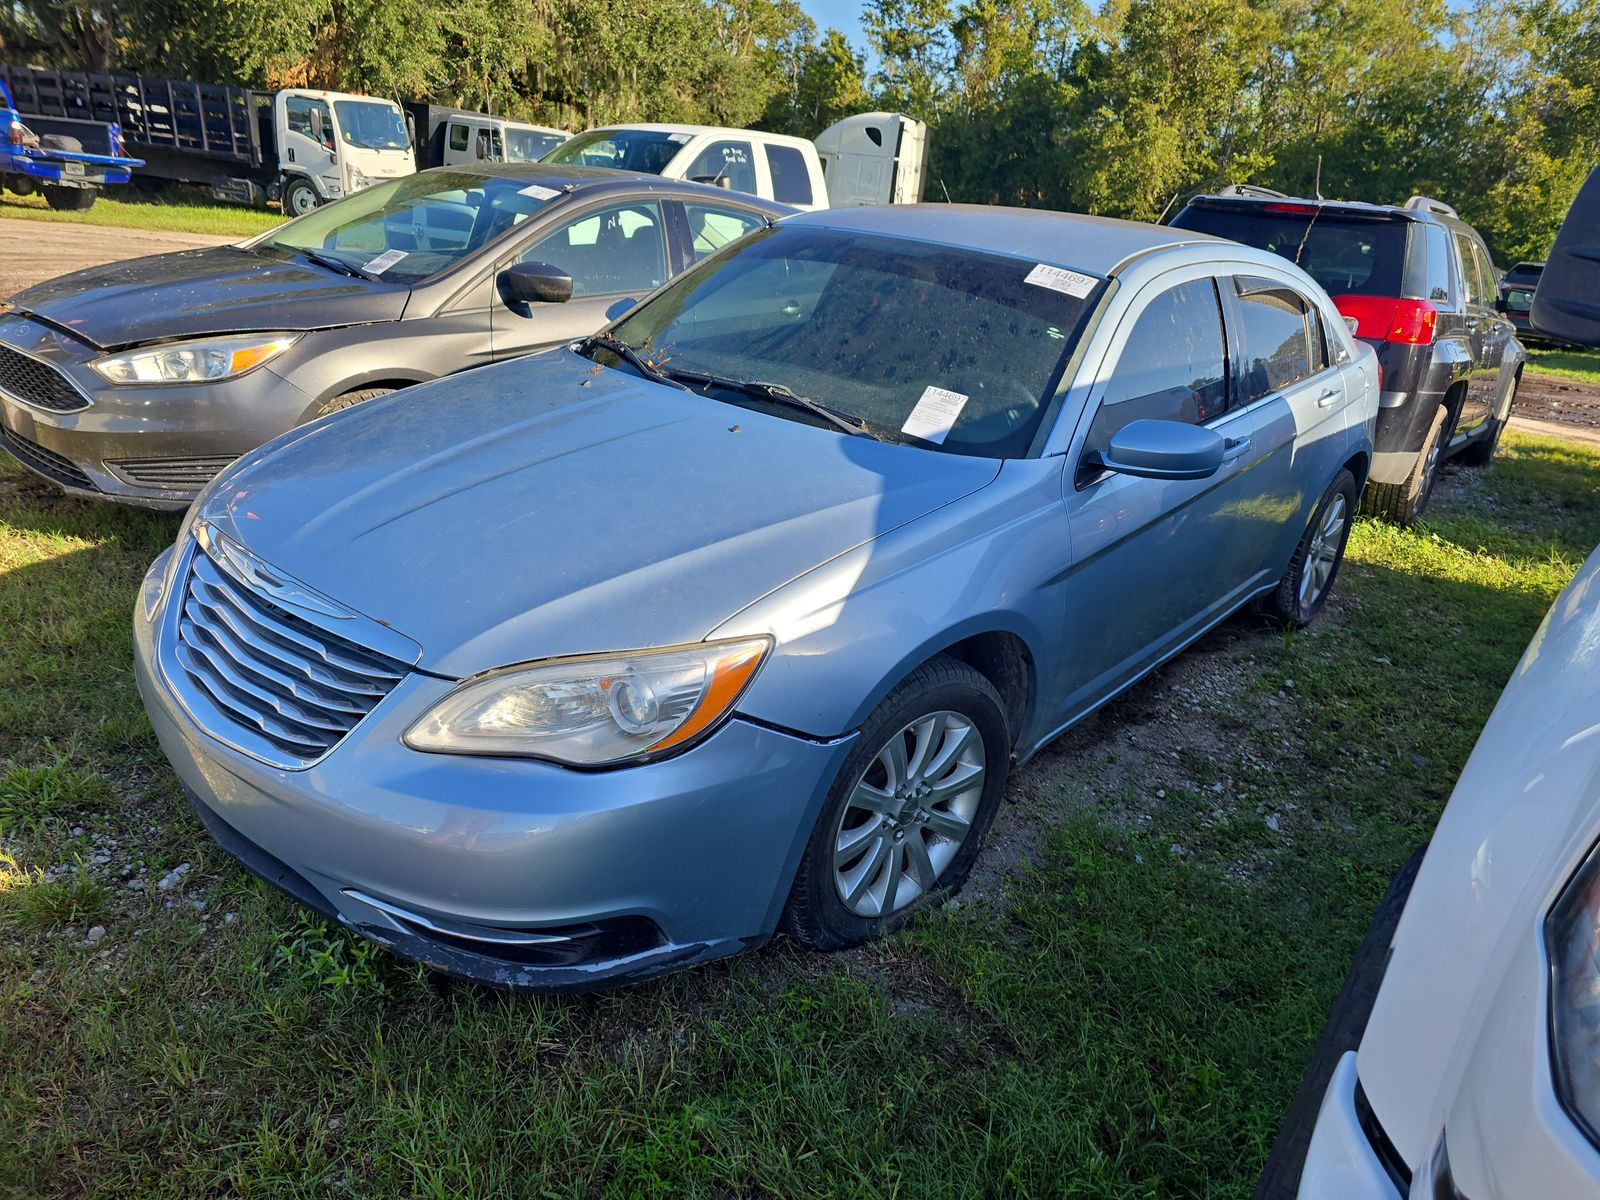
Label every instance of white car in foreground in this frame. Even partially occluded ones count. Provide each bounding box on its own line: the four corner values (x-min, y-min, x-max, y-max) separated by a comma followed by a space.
1290, 538, 1600, 1197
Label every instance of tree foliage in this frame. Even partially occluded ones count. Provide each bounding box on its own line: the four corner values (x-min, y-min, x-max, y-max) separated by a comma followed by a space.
2, 0, 1597, 259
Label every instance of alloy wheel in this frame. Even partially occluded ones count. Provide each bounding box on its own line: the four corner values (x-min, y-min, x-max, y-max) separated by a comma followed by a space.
1298, 493, 1348, 612
832, 710, 987, 918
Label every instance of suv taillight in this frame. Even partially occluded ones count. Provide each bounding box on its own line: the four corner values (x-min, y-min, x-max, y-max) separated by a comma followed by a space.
1334, 294, 1438, 345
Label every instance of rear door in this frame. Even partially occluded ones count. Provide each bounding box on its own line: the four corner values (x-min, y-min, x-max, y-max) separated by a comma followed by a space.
490, 198, 671, 359
1053, 271, 1259, 725
1227, 275, 1355, 577
1471, 238, 1514, 420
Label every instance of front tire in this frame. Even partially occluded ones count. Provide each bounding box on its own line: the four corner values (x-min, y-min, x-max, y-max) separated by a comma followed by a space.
313, 386, 394, 418
1265, 468, 1357, 626
783, 656, 1011, 951
283, 179, 321, 217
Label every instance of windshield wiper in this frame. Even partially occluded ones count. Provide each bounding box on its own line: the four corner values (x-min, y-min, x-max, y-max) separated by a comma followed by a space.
578, 333, 692, 392
295, 248, 375, 281
667, 368, 881, 439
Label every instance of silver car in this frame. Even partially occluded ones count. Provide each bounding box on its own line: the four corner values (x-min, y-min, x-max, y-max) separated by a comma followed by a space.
133, 205, 1380, 990
0, 164, 785, 508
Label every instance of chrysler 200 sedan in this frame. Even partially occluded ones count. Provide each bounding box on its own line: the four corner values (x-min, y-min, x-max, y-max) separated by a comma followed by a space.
133, 205, 1380, 990
0, 164, 784, 508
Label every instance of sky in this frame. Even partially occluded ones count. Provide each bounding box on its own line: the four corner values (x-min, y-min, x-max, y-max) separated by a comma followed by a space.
798, 0, 871, 48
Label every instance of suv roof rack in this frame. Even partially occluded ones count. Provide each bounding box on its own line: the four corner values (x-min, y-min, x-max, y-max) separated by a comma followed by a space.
1402, 195, 1459, 219
1214, 184, 1290, 200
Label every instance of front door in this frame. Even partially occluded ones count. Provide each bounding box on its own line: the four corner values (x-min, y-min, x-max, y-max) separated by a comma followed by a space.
282, 95, 337, 196
491, 199, 671, 360
1052, 273, 1261, 725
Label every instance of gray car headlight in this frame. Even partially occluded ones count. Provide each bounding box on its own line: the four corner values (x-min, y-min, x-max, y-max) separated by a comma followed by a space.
1547, 838, 1600, 1147
404, 638, 772, 767
92, 334, 300, 385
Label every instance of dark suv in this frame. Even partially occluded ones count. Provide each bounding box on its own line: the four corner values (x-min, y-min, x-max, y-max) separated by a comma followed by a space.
1171, 190, 1524, 523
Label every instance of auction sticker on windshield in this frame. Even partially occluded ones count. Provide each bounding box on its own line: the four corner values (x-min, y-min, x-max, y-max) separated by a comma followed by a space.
1024, 263, 1097, 298
519, 183, 561, 201
902, 386, 969, 444
363, 249, 410, 275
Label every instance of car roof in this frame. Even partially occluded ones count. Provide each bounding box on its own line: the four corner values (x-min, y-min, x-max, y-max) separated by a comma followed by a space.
786, 204, 1226, 278
579, 123, 810, 145
412, 162, 792, 214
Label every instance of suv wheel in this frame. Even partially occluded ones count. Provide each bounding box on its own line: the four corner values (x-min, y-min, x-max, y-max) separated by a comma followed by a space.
783, 656, 1010, 951
1361, 404, 1448, 524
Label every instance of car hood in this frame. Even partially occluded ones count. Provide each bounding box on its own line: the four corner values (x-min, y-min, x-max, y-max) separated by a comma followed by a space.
200, 350, 1001, 677
8, 246, 409, 350
1358, 542, 1600, 1166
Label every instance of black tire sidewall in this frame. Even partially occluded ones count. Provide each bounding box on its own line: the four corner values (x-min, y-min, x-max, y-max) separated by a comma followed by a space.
1277, 468, 1358, 625
787, 659, 1010, 949
1410, 408, 1450, 520
285, 181, 319, 216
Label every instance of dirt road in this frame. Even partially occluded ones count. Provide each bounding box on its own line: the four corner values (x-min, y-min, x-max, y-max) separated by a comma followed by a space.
0, 216, 235, 298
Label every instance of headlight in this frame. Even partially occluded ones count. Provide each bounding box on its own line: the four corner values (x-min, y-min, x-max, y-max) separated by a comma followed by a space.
348, 168, 370, 191
92, 334, 300, 385
404, 638, 772, 767
1547, 838, 1600, 1147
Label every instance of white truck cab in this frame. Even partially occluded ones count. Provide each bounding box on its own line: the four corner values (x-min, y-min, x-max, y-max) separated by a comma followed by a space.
542, 114, 927, 211
276, 89, 415, 216
433, 113, 569, 167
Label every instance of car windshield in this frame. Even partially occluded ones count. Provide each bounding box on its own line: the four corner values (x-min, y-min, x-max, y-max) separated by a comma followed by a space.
257, 170, 563, 284
1172, 204, 1407, 296
510, 130, 568, 162
596, 225, 1099, 458
542, 128, 685, 174
332, 100, 411, 151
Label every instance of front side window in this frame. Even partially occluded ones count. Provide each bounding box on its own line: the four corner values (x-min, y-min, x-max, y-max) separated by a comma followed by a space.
601, 226, 1098, 458
521, 201, 667, 297
1235, 277, 1319, 402
1474, 242, 1500, 295
683, 141, 757, 196
684, 203, 764, 262
765, 144, 813, 205
542, 128, 684, 174
332, 100, 409, 151
285, 97, 333, 150
447, 124, 470, 153
258, 170, 562, 283
1084, 279, 1228, 457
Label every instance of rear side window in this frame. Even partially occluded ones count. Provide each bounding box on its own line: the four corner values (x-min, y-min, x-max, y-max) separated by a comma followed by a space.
448, 124, 470, 153
1171, 205, 1406, 297
1453, 232, 1486, 305
765, 144, 813, 206
1420, 223, 1453, 302
1085, 278, 1229, 456
1234, 277, 1321, 402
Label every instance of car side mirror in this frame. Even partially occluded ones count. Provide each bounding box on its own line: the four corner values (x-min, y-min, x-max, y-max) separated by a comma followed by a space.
500, 261, 573, 305
605, 297, 637, 322
1493, 295, 1508, 314
1532, 163, 1600, 346
1092, 419, 1225, 481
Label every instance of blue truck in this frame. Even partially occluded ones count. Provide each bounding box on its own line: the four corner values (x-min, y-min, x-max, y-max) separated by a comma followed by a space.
0, 77, 142, 211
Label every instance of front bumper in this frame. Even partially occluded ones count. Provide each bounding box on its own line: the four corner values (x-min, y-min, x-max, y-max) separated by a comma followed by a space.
133, 547, 854, 990
0, 319, 314, 509
1297, 1054, 1404, 1200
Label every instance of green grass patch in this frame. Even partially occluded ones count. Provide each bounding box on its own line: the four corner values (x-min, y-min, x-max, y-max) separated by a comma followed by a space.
1, 433, 1599, 1195
0, 190, 283, 239
1527, 347, 1600, 386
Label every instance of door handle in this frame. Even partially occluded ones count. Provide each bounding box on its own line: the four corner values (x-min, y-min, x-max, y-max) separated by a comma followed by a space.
1221, 436, 1251, 461
1316, 388, 1340, 408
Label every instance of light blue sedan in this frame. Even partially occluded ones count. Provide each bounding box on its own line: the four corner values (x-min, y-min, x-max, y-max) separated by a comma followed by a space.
133, 205, 1379, 989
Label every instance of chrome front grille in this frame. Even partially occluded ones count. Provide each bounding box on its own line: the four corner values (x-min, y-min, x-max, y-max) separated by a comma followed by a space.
171, 535, 414, 768
0, 343, 90, 413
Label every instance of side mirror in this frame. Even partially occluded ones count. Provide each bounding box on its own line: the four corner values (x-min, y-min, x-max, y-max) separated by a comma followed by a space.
1093, 419, 1225, 481
1532, 163, 1600, 346
310, 106, 324, 141
1493, 295, 1509, 314
605, 297, 637, 322
500, 261, 573, 305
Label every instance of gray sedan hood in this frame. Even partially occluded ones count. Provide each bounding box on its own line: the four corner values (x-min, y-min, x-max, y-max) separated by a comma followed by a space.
202, 350, 1001, 677
9, 246, 408, 350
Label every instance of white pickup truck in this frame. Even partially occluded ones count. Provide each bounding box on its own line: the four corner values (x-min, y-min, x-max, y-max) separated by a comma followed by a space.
540, 113, 928, 212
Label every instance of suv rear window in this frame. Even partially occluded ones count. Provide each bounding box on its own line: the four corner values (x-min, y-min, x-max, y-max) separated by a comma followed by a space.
1171, 204, 1407, 297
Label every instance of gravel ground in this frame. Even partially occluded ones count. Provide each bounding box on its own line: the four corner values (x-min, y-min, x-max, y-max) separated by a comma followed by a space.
0, 216, 234, 297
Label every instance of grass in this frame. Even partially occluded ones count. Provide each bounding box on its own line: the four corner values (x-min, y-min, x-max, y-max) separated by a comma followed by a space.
1527, 347, 1600, 385
0, 190, 283, 239
1, 432, 1598, 1196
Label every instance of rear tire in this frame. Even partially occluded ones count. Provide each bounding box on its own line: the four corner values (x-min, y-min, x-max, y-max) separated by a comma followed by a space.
783, 656, 1010, 951
42, 187, 96, 212
1265, 468, 1357, 626
1360, 404, 1448, 524
313, 387, 394, 418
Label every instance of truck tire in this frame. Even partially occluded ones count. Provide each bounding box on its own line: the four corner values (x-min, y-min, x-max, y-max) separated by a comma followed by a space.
43, 186, 96, 212
1360, 404, 1448, 525
283, 179, 321, 217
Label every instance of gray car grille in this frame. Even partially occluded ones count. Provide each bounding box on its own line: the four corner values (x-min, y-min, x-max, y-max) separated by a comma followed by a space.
0, 424, 96, 490
109, 455, 236, 490
0, 344, 90, 413
174, 548, 410, 766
